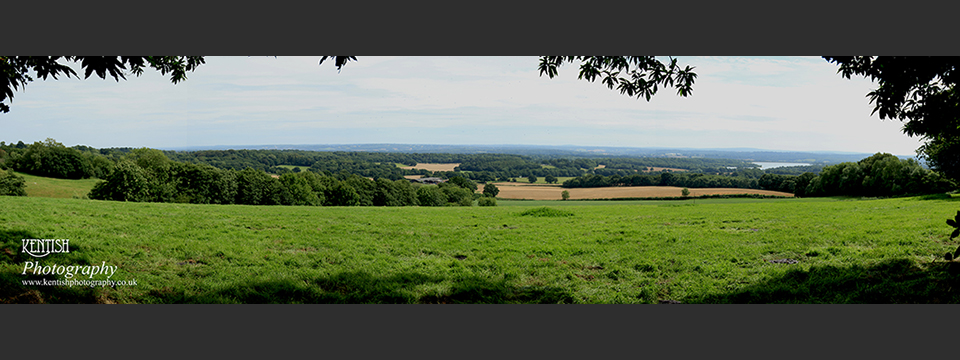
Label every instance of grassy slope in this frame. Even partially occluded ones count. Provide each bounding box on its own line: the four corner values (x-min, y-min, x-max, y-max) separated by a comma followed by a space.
2, 195, 960, 304
14, 172, 100, 199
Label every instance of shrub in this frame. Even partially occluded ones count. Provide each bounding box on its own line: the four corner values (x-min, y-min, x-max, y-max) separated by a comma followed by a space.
478, 197, 497, 207
0, 169, 27, 196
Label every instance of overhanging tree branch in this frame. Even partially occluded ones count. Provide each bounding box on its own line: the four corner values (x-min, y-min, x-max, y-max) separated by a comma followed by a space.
0, 56, 206, 114
537, 56, 697, 101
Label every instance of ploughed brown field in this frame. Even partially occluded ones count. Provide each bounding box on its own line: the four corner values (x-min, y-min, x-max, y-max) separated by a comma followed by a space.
486, 184, 793, 200
398, 163, 460, 172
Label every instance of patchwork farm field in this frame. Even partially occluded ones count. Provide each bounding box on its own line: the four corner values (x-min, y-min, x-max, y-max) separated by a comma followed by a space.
489, 183, 794, 200
3, 195, 960, 304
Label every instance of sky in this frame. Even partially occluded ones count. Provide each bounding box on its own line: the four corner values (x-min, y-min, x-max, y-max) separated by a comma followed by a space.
0, 56, 926, 156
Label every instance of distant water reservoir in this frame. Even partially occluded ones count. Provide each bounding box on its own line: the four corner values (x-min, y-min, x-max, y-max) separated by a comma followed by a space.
753, 162, 811, 170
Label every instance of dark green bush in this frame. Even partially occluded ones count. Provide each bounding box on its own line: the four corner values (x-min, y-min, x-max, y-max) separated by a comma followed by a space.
0, 169, 27, 196
478, 197, 497, 207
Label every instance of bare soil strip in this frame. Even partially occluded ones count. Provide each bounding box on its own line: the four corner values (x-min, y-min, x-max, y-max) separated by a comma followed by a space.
490, 185, 793, 200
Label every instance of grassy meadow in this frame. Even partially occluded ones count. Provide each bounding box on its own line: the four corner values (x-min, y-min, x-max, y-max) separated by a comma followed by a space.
14, 171, 100, 199
3, 193, 960, 303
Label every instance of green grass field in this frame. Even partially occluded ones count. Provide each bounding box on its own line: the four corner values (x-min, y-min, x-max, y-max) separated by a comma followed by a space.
3, 194, 960, 304
14, 171, 100, 199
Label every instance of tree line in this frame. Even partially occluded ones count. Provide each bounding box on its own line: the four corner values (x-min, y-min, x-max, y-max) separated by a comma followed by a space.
86, 149, 483, 207
0, 141, 486, 206
801, 153, 954, 197
561, 172, 761, 190
2, 139, 953, 200
560, 152, 955, 198
157, 149, 766, 181
1, 139, 116, 179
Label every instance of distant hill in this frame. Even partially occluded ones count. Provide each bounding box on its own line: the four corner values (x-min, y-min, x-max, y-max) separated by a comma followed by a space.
161, 143, 919, 166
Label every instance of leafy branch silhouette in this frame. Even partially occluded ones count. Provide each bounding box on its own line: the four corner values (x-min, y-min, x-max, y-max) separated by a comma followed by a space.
945, 211, 960, 260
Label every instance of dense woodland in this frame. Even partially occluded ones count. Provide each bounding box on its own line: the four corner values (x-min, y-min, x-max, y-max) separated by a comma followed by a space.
0, 139, 954, 202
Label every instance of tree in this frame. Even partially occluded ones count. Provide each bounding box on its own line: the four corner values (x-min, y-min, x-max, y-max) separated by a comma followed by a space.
88, 161, 151, 202
681, 188, 690, 197
169, 162, 237, 204
235, 167, 283, 205
127, 148, 175, 202
794, 172, 817, 197
659, 172, 675, 186
342, 175, 375, 206
538, 57, 697, 101
416, 185, 446, 207
545, 175, 557, 184
324, 180, 360, 206
279, 172, 320, 206
561, 190, 570, 201
0, 169, 26, 196
441, 185, 474, 206
527, 175, 538, 184
447, 176, 477, 192
824, 56, 960, 181
483, 183, 499, 198
13, 138, 92, 179
1, 56, 207, 113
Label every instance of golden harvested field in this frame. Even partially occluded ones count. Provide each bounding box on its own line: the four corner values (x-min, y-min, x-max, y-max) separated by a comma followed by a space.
488, 184, 793, 200
398, 163, 460, 172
